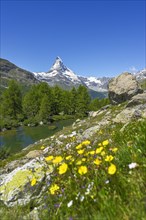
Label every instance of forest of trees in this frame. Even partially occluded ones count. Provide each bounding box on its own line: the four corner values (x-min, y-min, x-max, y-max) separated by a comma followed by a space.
0, 80, 109, 129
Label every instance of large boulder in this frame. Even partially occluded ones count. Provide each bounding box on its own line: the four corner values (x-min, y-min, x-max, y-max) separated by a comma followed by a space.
108, 72, 143, 104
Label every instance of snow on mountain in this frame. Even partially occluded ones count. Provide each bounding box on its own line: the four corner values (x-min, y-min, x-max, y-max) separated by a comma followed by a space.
33, 56, 111, 91
33, 57, 82, 88
134, 69, 146, 82
79, 76, 111, 92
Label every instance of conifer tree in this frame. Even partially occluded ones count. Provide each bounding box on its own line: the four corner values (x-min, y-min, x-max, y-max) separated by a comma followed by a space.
22, 85, 39, 118
39, 94, 52, 122
52, 85, 63, 115
1, 80, 22, 119
76, 85, 90, 118
70, 87, 77, 115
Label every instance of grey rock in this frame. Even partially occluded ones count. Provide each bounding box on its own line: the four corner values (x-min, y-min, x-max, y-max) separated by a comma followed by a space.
113, 108, 136, 123
0, 158, 53, 207
126, 92, 146, 107
25, 150, 42, 159
108, 72, 143, 104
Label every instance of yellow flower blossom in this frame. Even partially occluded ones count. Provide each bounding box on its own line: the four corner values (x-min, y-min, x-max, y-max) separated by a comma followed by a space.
105, 155, 114, 162
102, 140, 109, 146
94, 158, 102, 165
40, 146, 45, 150
53, 156, 63, 164
82, 158, 86, 162
58, 163, 68, 174
76, 144, 82, 149
98, 143, 102, 147
101, 151, 106, 156
82, 140, 91, 146
88, 150, 95, 155
111, 148, 118, 152
108, 164, 116, 175
66, 155, 72, 160
45, 155, 54, 162
49, 184, 60, 195
78, 166, 88, 175
76, 160, 82, 165
96, 147, 103, 154
31, 177, 37, 186
77, 149, 85, 154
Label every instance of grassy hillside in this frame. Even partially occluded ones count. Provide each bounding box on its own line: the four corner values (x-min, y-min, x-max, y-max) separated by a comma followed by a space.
0, 102, 146, 219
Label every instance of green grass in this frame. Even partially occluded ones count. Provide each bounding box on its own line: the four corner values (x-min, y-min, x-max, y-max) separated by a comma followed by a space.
1, 119, 146, 220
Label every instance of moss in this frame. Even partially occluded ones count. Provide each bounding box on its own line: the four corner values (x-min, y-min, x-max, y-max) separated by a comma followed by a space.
0, 170, 33, 200
0, 161, 48, 202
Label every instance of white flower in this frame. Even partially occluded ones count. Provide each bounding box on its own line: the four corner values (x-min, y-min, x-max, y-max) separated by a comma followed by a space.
128, 162, 138, 169
105, 180, 109, 184
67, 200, 73, 207
85, 182, 94, 195
80, 195, 85, 202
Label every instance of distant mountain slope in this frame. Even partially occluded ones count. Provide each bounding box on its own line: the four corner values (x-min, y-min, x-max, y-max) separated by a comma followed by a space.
0, 58, 38, 90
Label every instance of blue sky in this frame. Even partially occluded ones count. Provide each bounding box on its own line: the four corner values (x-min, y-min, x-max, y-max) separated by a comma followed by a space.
1, 0, 145, 77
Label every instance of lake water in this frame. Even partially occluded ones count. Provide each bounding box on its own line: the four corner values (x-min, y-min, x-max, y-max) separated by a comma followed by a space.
0, 119, 74, 153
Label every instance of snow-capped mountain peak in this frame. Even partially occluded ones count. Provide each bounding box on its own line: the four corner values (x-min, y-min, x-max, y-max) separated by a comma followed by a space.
33, 56, 112, 91
33, 57, 82, 88
50, 56, 66, 71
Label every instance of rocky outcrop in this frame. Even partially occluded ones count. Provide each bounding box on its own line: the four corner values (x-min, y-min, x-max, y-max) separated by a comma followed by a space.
0, 157, 53, 207
112, 105, 146, 123
126, 92, 146, 107
108, 72, 143, 104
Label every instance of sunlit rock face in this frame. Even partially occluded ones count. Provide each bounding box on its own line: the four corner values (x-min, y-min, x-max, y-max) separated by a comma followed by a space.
108, 72, 143, 104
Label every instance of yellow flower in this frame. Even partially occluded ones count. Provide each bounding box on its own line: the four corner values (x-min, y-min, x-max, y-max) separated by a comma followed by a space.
76, 160, 82, 165
31, 177, 37, 186
82, 140, 91, 146
98, 143, 102, 147
105, 155, 114, 162
66, 155, 72, 160
78, 166, 88, 175
111, 148, 118, 152
96, 147, 103, 154
45, 155, 54, 162
53, 156, 63, 164
40, 146, 45, 150
76, 144, 82, 149
94, 158, 102, 165
82, 158, 86, 162
88, 150, 95, 155
102, 140, 109, 146
49, 184, 60, 195
101, 151, 106, 156
108, 164, 116, 175
77, 149, 85, 155
58, 163, 68, 174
